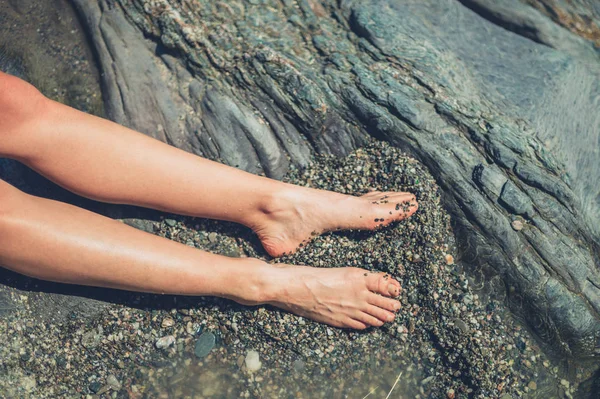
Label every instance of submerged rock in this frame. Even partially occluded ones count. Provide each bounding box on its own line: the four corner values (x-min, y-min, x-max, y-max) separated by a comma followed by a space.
155, 335, 175, 349
194, 332, 216, 359
244, 350, 262, 372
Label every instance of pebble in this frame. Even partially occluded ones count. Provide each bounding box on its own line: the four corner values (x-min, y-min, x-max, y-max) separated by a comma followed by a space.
194, 332, 216, 359
164, 219, 177, 227
208, 232, 218, 243
446, 388, 455, 399
245, 350, 262, 372
81, 330, 102, 348
453, 318, 470, 334
511, 220, 523, 231
445, 254, 454, 265
21, 376, 36, 392
155, 335, 175, 349
421, 376, 435, 385
89, 381, 102, 394
107, 375, 121, 390
293, 359, 305, 372
161, 317, 175, 328
527, 380, 537, 390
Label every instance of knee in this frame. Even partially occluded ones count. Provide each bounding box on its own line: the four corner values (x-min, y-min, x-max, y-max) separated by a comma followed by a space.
0, 72, 48, 157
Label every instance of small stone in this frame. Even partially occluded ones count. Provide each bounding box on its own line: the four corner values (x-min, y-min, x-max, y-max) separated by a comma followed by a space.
165, 219, 177, 227
421, 376, 435, 385
107, 375, 121, 390
161, 317, 175, 328
156, 335, 176, 349
560, 379, 570, 388
89, 381, 102, 394
445, 254, 454, 265
293, 359, 305, 372
231, 322, 239, 333
208, 232, 218, 243
194, 332, 216, 358
453, 318, 470, 334
511, 220, 523, 231
21, 376, 36, 392
446, 388, 455, 399
245, 350, 262, 372
527, 381, 537, 390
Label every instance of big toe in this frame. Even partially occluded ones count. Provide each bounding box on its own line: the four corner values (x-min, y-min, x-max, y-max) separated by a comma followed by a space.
365, 272, 402, 297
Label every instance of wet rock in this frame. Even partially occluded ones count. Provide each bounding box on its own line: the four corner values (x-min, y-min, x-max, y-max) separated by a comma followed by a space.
245, 350, 262, 372
421, 376, 435, 385
293, 359, 305, 373
194, 332, 216, 359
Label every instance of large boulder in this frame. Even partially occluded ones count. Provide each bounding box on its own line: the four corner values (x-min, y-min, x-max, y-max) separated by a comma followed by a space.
66, 0, 599, 359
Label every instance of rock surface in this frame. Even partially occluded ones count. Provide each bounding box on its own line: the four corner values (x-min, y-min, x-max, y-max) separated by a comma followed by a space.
64, 0, 600, 358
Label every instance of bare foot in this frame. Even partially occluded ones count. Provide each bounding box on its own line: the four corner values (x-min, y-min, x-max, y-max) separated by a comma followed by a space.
249, 187, 418, 257
251, 263, 402, 329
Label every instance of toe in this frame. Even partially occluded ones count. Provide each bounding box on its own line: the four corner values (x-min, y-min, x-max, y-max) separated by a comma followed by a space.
366, 305, 396, 323
353, 311, 385, 327
365, 273, 402, 297
367, 293, 401, 312
344, 318, 369, 330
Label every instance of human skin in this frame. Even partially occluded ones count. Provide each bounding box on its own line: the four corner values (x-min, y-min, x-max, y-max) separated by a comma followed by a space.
0, 71, 418, 329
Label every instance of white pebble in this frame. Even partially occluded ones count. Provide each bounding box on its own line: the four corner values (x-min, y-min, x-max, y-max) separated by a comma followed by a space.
511, 220, 523, 231
155, 335, 175, 349
245, 350, 262, 372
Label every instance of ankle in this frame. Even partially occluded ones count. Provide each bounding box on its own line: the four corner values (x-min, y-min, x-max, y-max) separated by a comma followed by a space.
224, 258, 279, 305
245, 185, 303, 228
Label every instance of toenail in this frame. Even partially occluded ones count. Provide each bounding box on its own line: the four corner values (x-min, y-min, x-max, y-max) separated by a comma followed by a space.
388, 314, 395, 321
388, 284, 398, 296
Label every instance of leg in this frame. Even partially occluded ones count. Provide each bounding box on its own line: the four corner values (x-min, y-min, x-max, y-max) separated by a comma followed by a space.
0, 179, 401, 328
0, 71, 417, 257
